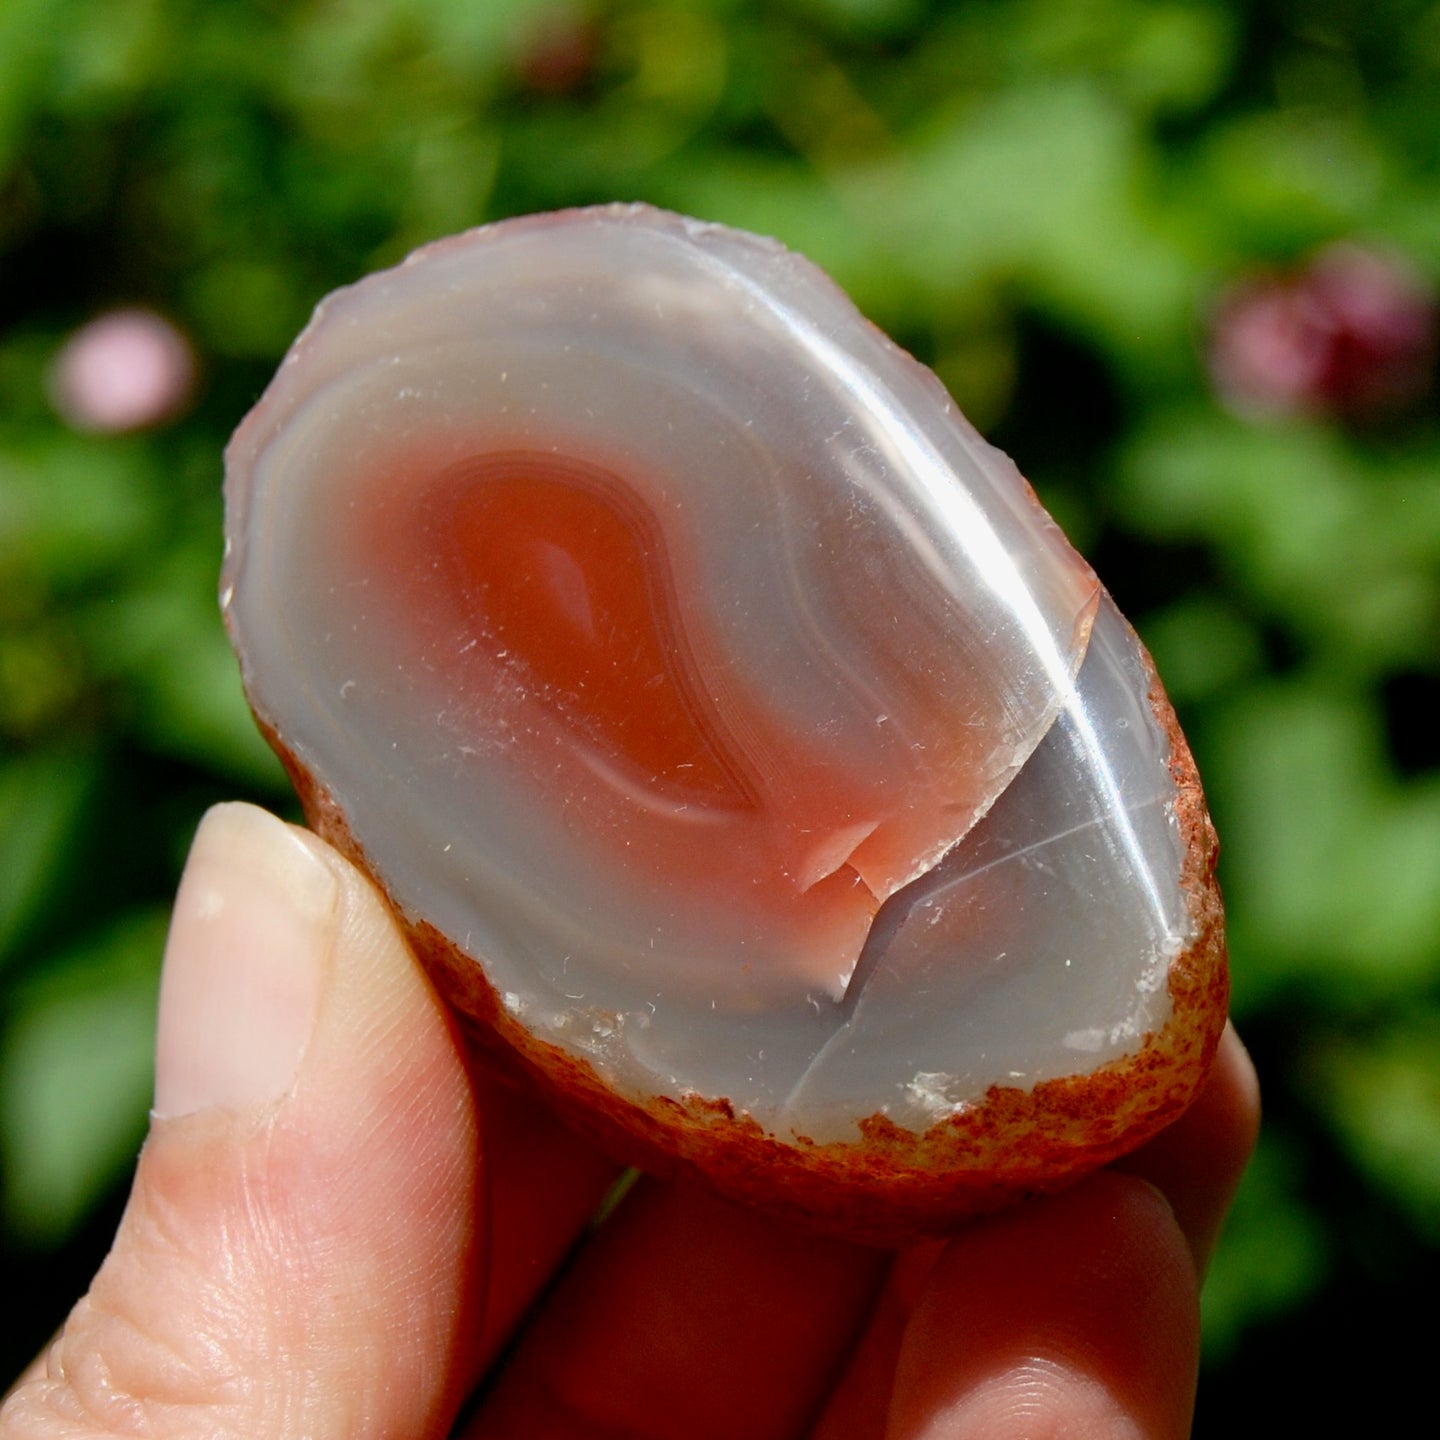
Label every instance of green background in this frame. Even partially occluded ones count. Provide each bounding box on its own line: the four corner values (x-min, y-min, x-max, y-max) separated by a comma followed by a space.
3, 0, 1438, 1428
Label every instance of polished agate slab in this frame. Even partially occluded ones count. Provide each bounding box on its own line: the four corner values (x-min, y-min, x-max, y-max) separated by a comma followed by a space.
224, 206, 1225, 1231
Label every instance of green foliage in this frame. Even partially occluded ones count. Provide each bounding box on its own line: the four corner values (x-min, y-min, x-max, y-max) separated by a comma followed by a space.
1201, 1129, 1329, 1360
0, 751, 96, 972
0, 910, 162, 1246
1316, 1012, 1440, 1243
3, 0, 1438, 1412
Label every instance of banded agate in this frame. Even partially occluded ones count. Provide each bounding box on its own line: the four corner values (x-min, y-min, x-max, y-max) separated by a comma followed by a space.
223, 206, 1226, 1240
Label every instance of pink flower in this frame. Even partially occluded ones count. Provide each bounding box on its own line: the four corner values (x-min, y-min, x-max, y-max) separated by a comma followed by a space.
51, 308, 197, 433
1208, 244, 1436, 421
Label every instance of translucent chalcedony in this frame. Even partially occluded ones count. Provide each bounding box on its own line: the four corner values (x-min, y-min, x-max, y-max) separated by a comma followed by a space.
223, 206, 1200, 1151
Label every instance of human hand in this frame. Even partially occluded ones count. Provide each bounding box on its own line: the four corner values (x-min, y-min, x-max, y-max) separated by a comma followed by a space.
0, 802, 1257, 1439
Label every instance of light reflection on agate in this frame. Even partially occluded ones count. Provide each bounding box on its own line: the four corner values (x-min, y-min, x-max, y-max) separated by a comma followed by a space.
224, 205, 1191, 1144
773, 594, 1188, 1138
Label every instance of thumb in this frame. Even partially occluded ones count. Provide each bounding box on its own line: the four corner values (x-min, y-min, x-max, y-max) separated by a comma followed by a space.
1, 802, 484, 1440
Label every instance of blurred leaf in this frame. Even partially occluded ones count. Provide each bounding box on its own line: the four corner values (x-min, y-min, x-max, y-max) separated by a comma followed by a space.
0, 333, 57, 428
0, 750, 96, 971
0, 608, 87, 740
185, 258, 312, 361
1315, 1014, 1440, 1244
274, 0, 544, 225
1119, 411, 1440, 674
1208, 682, 1440, 1012
80, 535, 286, 790
861, 81, 1199, 380
782, 0, 923, 38
47, 0, 166, 113
1202, 1130, 1328, 1361
1191, 108, 1389, 251
986, 0, 1235, 115
0, 429, 164, 589
384, 123, 502, 260
0, 908, 162, 1246
296, 0, 542, 83
500, 2, 731, 201
0, 0, 64, 176
1136, 594, 1263, 704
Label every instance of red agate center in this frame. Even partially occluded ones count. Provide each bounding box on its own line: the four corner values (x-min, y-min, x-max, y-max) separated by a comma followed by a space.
347, 444, 981, 995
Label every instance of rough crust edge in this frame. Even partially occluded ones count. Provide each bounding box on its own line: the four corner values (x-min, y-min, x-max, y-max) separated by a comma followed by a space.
254, 640, 1227, 1248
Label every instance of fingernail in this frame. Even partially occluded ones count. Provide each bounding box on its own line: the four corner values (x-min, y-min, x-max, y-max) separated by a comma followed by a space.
154, 802, 337, 1119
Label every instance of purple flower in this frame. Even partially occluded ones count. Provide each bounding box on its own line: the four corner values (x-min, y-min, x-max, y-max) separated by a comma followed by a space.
1208, 244, 1436, 421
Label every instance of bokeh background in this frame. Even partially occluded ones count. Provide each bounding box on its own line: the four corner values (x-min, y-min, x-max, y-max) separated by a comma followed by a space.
3, 0, 1438, 1428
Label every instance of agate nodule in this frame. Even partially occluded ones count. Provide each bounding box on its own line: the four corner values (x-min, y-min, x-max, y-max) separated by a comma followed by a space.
222, 205, 1226, 1242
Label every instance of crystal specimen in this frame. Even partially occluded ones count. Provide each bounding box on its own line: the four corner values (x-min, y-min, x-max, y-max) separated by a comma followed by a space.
223, 206, 1226, 1241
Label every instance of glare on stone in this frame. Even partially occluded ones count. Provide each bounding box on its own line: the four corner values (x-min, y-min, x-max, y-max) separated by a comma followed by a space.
223, 207, 1227, 1241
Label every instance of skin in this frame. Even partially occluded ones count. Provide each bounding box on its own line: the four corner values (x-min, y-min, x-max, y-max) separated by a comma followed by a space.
0, 803, 1258, 1440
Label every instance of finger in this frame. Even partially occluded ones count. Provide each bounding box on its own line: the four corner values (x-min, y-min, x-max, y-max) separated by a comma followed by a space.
465, 1178, 889, 1440
468, 1074, 623, 1368
887, 1172, 1198, 1440
0, 803, 484, 1440
809, 1244, 942, 1440
1114, 1022, 1260, 1274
